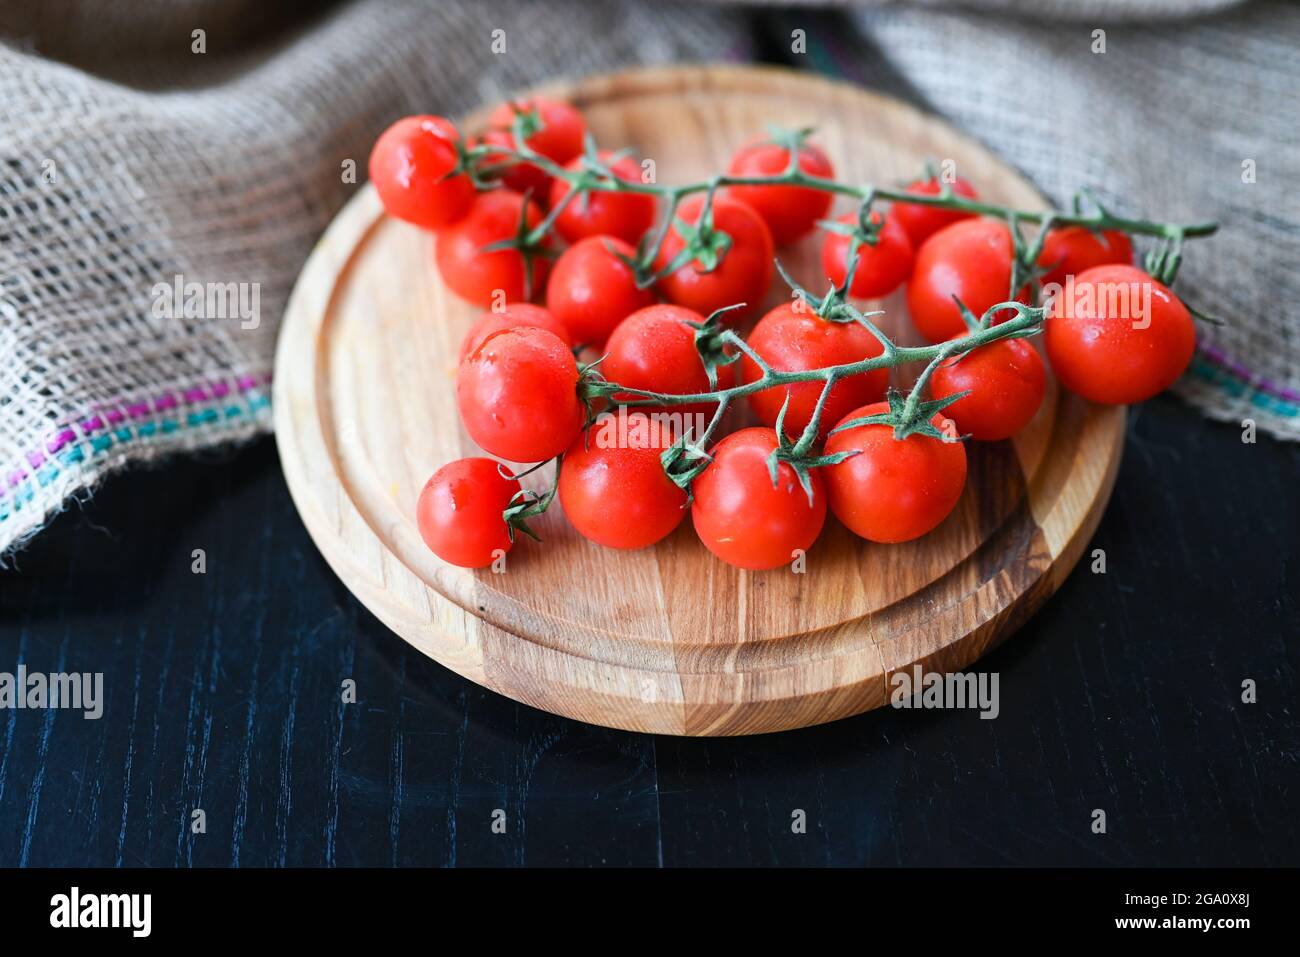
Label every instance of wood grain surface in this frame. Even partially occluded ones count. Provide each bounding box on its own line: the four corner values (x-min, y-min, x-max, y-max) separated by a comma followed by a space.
273, 65, 1125, 735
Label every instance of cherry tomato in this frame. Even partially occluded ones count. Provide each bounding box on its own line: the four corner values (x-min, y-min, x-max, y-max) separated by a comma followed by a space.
487, 97, 586, 168
472, 98, 586, 200
559, 413, 688, 549
602, 304, 733, 423
691, 427, 827, 570
549, 151, 657, 245
459, 303, 571, 363
1044, 264, 1195, 405
654, 194, 774, 322
470, 127, 550, 198
435, 191, 552, 306
930, 337, 1046, 440
824, 403, 967, 543
906, 218, 1027, 342
456, 326, 583, 462
416, 458, 519, 568
740, 303, 888, 441
1036, 227, 1133, 291
370, 115, 474, 230
820, 211, 914, 299
891, 175, 978, 247
725, 137, 834, 245
545, 236, 655, 347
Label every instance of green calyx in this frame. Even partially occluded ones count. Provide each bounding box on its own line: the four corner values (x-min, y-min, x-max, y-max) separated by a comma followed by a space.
575, 357, 619, 423
829, 386, 968, 444
673, 207, 732, 275
773, 257, 879, 326
561, 137, 632, 216
817, 198, 883, 247
501, 459, 560, 543
766, 394, 858, 507
660, 436, 713, 499
507, 103, 544, 143
478, 191, 556, 299
762, 123, 816, 170
452, 134, 512, 192
684, 305, 744, 389
637, 187, 732, 289
459, 105, 549, 191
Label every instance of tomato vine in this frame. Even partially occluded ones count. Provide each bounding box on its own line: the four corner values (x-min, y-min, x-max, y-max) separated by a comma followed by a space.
407, 105, 1220, 554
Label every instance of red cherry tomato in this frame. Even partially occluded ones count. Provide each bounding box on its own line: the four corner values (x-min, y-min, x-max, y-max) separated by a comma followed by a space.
545, 236, 655, 348
472, 98, 586, 200
891, 175, 978, 247
459, 303, 571, 363
691, 427, 827, 570
549, 151, 657, 245
1036, 227, 1133, 291
725, 138, 834, 245
740, 303, 888, 441
487, 97, 586, 168
1045, 264, 1195, 405
602, 304, 733, 423
654, 194, 774, 322
435, 191, 552, 307
470, 127, 550, 198
823, 403, 967, 543
370, 115, 474, 230
456, 326, 583, 462
906, 218, 1027, 342
930, 337, 1047, 440
416, 458, 519, 568
820, 211, 914, 299
559, 413, 688, 549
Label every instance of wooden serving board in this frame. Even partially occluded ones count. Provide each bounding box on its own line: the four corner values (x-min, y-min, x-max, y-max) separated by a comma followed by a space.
274, 65, 1124, 736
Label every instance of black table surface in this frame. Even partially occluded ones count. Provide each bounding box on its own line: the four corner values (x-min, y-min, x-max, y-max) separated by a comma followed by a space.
0, 394, 1296, 867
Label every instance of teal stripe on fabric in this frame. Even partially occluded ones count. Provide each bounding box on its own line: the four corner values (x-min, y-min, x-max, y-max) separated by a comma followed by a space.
0, 390, 272, 525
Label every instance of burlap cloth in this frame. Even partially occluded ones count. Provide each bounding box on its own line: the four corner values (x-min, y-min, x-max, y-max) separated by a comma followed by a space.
0, 0, 1295, 559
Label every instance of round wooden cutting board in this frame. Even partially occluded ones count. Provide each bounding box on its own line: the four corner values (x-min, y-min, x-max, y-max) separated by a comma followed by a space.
274, 65, 1124, 736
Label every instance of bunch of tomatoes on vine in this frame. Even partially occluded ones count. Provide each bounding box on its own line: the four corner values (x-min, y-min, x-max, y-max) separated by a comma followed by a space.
368, 97, 1217, 571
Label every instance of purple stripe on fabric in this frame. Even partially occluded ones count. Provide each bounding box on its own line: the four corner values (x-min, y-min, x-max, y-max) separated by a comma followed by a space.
1199, 343, 1300, 403
47, 429, 77, 453
3, 372, 276, 514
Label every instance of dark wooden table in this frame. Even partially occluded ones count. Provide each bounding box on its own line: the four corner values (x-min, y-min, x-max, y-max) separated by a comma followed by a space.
1, 394, 1296, 867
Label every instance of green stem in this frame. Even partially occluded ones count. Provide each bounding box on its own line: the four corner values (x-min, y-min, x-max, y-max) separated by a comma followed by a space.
791, 374, 840, 456
473, 135, 1217, 283
863, 186, 1218, 240
478, 136, 1216, 236
587, 301, 1041, 411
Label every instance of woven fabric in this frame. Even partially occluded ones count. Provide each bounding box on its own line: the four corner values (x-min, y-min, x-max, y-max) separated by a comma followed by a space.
0, 0, 750, 558
0, 0, 1295, 560
830, 1, 1300, 436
